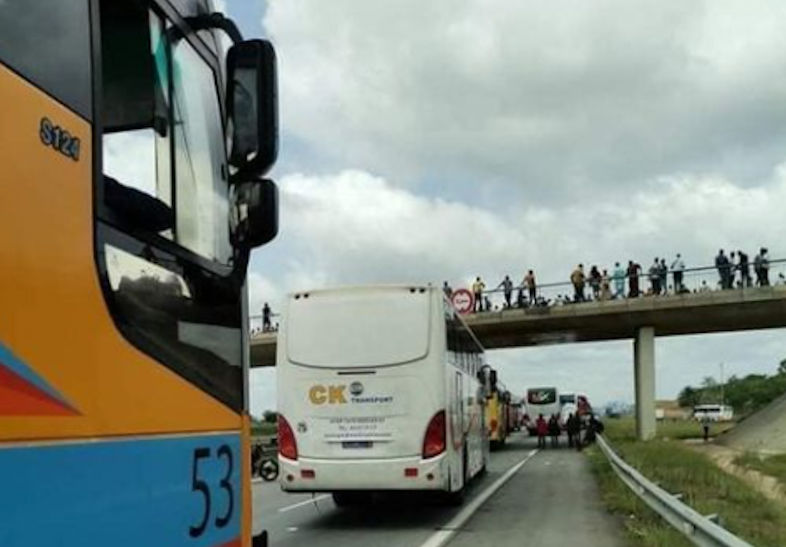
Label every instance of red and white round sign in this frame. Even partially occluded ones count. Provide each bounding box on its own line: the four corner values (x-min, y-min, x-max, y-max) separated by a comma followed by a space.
451, 288, 474, 315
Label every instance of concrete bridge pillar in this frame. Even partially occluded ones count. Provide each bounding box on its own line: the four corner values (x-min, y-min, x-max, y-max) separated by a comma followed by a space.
634, 326, 656, 441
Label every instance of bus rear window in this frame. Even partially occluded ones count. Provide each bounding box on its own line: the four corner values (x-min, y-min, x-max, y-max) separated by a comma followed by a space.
285, 289, 431, 368
528, 388, 557, 405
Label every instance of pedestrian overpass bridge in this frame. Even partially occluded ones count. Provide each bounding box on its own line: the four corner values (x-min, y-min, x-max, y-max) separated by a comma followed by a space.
250, 285, 786, 440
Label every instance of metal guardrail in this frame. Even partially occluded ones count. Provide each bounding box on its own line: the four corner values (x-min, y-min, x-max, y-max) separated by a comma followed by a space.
596, 434, 752, 547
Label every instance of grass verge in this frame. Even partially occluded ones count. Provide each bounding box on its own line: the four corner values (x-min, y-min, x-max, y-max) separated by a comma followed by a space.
589, 418, 786, 546
734, 452, 786, 486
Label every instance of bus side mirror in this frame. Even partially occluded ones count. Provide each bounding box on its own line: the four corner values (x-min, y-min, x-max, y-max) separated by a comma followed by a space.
230, 179, 278, 250
227, 39, 278, 178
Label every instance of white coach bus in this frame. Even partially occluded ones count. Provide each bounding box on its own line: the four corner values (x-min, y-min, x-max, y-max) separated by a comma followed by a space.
276, 285, 490, 505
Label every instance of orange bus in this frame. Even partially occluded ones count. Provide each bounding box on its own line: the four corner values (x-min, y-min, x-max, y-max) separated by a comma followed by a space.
0, 1, 277, 545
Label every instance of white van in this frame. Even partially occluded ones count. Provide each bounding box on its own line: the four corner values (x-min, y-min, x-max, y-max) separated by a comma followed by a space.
276, 286, 489, 505
693, 404, 734, 422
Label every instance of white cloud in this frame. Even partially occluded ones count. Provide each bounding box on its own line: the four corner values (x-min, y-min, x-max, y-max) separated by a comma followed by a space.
264, 0, 786, 199
267, 163, 786, 292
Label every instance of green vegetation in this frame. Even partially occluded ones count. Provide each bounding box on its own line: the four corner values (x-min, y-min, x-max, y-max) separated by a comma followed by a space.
587, 446, 690, 546
589, 418, 786, 546
734, 452, 786, 487
657, 418, 734, 440
678, 362, 786, 418
251, 413, 277, 436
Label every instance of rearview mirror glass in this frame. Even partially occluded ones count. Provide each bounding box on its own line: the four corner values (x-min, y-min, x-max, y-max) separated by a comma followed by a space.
226, 39, 278, 178
230, 178, 278, 250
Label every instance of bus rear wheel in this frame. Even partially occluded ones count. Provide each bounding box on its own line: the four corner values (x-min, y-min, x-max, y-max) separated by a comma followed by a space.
444, 448, 467, 506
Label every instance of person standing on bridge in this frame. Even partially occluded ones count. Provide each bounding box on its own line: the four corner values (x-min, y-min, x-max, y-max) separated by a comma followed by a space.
760, 248, 770, 286
627, 260, 641, 297
525, 269, 537, 304
613, 262, 626, 299
671, 253, 685, 293
600, 270, 612, 300
497, 275, 514, 308
659, 258, 668, 294
571, 264, 586, 302
536, 414, 548, 449
649, 258, 661, 295
716, 249, 731, 289
589, 265, 602, 300
262, 303, 272, 332
737, 250, 751, 288
472, 276, 485, 312
442, 281, 453, 299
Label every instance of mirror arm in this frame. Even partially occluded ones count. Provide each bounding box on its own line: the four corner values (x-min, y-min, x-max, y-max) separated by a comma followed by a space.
184, 13, 244, 44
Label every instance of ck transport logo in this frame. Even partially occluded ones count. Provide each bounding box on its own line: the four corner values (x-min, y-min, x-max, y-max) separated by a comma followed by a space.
308, 383, 394, 405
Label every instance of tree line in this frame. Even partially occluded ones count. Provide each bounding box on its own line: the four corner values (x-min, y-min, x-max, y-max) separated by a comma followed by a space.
677, 360, 786, 417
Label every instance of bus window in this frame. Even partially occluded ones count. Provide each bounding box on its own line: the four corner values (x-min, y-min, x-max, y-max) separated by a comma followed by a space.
0, 0, 91, 118
100, 2, 231, 264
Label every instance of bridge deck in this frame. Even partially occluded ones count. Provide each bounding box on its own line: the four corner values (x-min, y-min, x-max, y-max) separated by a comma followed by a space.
250, 286, 786, 367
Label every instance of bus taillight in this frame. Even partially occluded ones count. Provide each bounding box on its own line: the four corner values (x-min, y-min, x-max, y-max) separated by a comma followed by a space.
278, 415, 298, 460
422, 410, 446, 459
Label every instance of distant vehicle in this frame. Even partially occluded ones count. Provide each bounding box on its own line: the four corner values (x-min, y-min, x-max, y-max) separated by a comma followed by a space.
276, 286, 490, 506
693, 404, 734, 422
509, 399, 523, 432
525, 387, 561, 434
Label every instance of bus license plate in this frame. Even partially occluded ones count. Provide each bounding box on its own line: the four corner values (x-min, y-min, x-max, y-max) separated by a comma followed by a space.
342, 441, 372, 449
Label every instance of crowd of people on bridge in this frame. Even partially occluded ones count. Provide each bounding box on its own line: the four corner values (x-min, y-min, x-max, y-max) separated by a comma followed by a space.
446, 247, 778, 312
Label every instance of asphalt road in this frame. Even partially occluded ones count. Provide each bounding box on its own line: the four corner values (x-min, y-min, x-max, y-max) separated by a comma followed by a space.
252, 433, 626, 547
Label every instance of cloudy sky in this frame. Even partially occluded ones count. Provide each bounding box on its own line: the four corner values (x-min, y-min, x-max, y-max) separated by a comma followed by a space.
232, 0, 786, 416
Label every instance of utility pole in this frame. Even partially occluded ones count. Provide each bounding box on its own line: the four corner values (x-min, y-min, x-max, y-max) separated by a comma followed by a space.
720, 362, 725, 406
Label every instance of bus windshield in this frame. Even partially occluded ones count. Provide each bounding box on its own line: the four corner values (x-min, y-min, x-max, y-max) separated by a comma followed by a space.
286, 288, 431, 368
528, 388, 557, 405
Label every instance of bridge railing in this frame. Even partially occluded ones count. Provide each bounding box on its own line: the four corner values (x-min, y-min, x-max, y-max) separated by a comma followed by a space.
472, 258, 786, 312
596, 434, 752, 547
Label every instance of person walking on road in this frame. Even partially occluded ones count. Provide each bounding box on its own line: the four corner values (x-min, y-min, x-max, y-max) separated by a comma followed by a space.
498, 275, 513, 308
472, 276, 485, 312
571, 264, 586, 302
566, 413, 579, 448
701, 415, 711, 441
525, 269, 537, 304
548, 414, 561, 448
536, 414, 548, 449
671, 253, 685, 293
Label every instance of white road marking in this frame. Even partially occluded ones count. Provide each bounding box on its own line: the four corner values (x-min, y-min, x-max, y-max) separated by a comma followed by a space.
278, 494, 332, 513
286, 526, 298, 532
418, 449, 539, 547
252, 477, 263, 484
